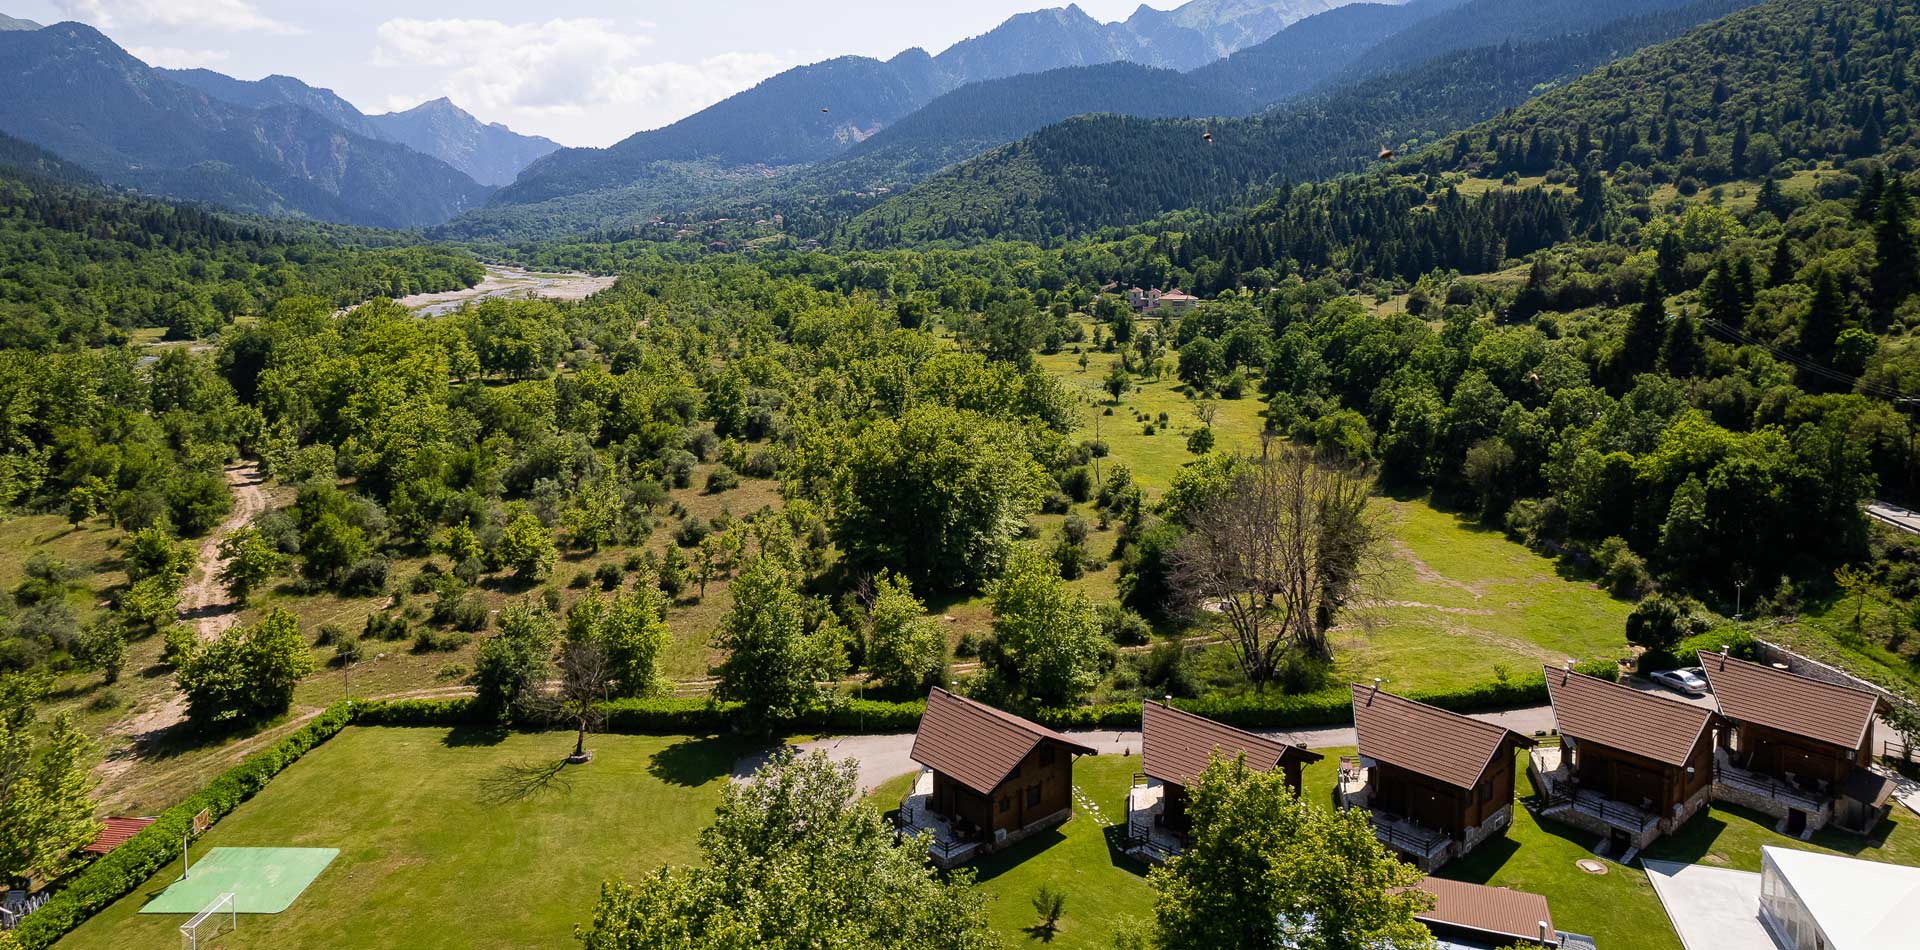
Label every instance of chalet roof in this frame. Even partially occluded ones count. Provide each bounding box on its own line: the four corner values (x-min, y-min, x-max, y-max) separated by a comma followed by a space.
1350, 683, 1533, 790
1413, 877, 1556, 946
910, 688, 1096, 795
1543, 666, 1714, 769
1139, 701, 1322, 787
1697, 651, 1882, 751
83, 816, 155, 855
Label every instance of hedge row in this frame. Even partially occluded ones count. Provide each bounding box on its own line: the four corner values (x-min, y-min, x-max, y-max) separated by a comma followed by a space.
351, 695, 929, 735
6, 702, 357, 950
1032, 660, 1617, 731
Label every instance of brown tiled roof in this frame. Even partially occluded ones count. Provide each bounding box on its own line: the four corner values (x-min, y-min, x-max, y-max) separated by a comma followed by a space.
910, 688, 1097, 795
1414, 877, 1557, 946
83, 816, 155, 855
1543, 666, 1714, 769
1350, 683, 1533, 789
1697, 651, 1882, 751
1139, 701, 1322, 787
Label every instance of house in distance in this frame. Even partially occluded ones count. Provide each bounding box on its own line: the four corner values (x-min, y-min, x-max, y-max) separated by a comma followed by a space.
1533, 663, 1717, 859
1342, 681, 1535, 870
898, 688, 1096, 867
1697, 650, 1895, 836
1126, 700, 1322, 860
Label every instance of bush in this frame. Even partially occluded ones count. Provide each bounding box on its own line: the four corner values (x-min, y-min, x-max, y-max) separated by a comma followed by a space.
362, 612, 410, 642
1099, 604, 1152, 646
332, 634, 363, 667
705, 465, 740, 493
1626, 594, 1710, 669
340, 556, 391, 597
448, 594, 491, 633
743, 448, 781, 478
568, 568, 592, 589
314, 623, 348, 647
594, 562, 624, 590
674, 516, 710, 548
411, 627, 471, 654
954, 632, 980, 658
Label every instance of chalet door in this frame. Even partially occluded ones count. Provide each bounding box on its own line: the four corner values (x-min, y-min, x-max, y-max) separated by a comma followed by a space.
1413, 788, 1451, 832
1614, 763, 1661, 811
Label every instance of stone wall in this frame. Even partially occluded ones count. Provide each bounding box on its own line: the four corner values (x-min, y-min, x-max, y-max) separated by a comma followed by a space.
1711, 777, 1831, 832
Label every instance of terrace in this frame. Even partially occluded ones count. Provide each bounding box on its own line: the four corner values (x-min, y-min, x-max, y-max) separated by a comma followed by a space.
894, 769, 986, 868
1339, 757, 1453, 866
1529, 745, 1660, 839
1123, 774, 1183, 863
1712, 749, 1830, 816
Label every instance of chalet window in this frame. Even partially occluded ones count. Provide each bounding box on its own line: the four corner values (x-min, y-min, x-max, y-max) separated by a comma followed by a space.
1481, 783, 1494, 802
1039, 745, 1056, 766
1000, 796, 1010, 813
1027, 785, 1042, 807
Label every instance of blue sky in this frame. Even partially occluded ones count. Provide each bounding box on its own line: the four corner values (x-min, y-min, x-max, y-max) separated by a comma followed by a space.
11, 1, 1158, 147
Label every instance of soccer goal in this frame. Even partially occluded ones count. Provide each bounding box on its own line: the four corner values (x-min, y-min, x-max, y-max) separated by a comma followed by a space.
179, 892, 236, 950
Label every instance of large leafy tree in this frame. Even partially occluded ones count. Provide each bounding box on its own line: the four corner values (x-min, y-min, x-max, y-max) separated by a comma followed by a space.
174, 608, 316, 725
985, 545, 1108, 708
473, 602, 559, 723
831, 405, 1044, 591
1149, 757, 1433, 950
0, 675, 101, 884
863, 571, 944, 694
711, 559, 846, 732
216, 527, 285, 604
565, 587, 671, 698
577, 750, 997, 950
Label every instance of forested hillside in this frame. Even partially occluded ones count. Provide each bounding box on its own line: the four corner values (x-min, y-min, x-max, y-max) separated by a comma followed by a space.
0, 166, 480, 348
843, 0, 1753, 246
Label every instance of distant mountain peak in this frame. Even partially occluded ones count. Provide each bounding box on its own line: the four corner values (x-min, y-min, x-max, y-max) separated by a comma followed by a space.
0, 12, 43, 31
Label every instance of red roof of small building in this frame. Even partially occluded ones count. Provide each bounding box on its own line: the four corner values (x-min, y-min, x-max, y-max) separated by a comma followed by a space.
1543, 665, 1715, 769
910, 688, 1097, 795
1414, 877, 1557, 946
83, 816, 156, 855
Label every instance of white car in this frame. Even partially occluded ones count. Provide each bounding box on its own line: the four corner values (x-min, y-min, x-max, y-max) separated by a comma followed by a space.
1650, 666, 1710, 696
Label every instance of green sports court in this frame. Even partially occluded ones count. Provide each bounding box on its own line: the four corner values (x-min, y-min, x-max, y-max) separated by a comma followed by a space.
139, 847, 338, 914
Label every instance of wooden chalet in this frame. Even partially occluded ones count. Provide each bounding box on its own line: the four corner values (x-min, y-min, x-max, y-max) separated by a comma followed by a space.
1536, 665, 1716, 854
1127, 701, 1322, 857
1697, 650, 1894, 834
903, 688, 1096, 865
1345, 682, 1534, 870
1413, 877, 1584, 949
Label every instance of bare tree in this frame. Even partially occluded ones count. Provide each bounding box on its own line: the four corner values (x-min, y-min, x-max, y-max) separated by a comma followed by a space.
1171, 447, 1387, 682
522, 639, 612, 763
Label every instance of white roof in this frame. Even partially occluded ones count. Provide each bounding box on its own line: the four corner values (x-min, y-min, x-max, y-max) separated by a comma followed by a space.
1763, 846, 1920, 948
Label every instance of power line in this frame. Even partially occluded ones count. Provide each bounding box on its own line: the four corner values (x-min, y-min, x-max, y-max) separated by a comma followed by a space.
1696, 316, 1920, 405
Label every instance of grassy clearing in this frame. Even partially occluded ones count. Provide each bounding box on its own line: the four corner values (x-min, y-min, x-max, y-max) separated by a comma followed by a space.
60, 728, 747, 950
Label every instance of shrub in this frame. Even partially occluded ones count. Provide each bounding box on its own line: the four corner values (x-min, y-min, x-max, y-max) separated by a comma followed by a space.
568, 569, 592, 589
362, 612, 410, 641
674, 516, 710, 547
448, 594, 491, 633
411, 627, 471, 654
954, 632, 980, 658
340, 557, 390, 597
705, 465, 741, 493
594, 562, 624, 590
314, 623, 348, 647
332, 634, 363, 667
1099, 604, 1152, 646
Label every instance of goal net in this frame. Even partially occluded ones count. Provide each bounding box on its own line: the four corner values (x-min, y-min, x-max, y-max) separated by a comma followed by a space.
180, 892, 236, 950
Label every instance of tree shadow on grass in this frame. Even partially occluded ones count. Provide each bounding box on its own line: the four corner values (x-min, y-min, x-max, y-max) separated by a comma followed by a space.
441, 724, 509, 748
477, 758, 574, 805
649, 735, 745, 787
1021, 923, 1061, 943
967, 827, 1070, 886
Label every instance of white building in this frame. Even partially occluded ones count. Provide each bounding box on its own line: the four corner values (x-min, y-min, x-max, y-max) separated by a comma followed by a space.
1757, 845, 1920, 949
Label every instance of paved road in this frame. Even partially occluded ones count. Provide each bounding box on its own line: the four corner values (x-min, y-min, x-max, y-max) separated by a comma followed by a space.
731, 704, 1562, 794
1866, 500, 1920, 535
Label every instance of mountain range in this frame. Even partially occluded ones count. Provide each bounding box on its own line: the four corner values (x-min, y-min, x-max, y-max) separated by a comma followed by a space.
489, 0, 1372, 209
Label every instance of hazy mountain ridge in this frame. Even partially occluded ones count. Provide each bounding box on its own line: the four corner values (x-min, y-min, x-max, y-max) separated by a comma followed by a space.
0, 22, 492, 228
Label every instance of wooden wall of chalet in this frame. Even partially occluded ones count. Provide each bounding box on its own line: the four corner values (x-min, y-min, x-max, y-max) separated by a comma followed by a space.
1373, 743, 1520, 838
1569, 727, 1713, 814
1725, 721, 1867, 787
931, 740, 1076, 835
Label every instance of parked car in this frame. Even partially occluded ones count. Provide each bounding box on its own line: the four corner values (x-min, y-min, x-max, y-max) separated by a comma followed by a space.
1650, 666, 1710, 696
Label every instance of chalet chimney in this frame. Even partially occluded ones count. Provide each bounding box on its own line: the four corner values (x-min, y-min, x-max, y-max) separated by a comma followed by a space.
1371, 677, 1382, 697
1563, 659, 1574, 671
1539, 921, 1550, 941
1721, 644, 1730, 656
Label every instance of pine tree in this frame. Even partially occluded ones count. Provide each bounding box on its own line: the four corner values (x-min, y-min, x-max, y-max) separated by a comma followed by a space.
1870, 177, 1917, 320
1620, 276, 1667, 376
1663, 311, 1706, 377
1768, 236, 1798, 287
1801, 268, 1848, 362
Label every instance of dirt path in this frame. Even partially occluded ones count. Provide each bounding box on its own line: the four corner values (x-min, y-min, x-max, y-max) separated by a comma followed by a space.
179, 463, 268, 639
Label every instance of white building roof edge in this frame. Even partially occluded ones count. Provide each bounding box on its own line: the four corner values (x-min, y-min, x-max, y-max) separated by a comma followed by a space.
1762, 846, 1920, 948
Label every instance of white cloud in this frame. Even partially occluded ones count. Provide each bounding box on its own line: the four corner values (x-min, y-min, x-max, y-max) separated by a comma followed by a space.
372, 17, 808, 146
127, 45, 231, 69
52, 0, 301, 34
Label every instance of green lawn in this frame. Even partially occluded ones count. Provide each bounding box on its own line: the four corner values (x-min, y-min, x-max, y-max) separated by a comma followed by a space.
59, 728, 749, 949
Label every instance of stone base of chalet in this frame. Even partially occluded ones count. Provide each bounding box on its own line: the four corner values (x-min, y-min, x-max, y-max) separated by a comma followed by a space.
1452, 803, 1514, 865
1542, 785, 1712, 854
1712, 778, 1832, 835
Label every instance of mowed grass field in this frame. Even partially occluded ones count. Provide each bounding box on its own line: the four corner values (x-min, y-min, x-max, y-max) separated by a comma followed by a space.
59, 728, 748, 949
64, 727, 1920, 950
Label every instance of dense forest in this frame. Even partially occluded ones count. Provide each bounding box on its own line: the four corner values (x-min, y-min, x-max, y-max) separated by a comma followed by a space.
0, 164, 481, 348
